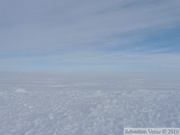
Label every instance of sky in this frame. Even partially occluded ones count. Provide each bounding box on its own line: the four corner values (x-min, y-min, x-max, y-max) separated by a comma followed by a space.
0, 0, 180, 76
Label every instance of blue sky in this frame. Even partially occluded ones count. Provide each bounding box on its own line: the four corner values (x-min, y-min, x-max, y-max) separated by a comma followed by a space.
0, 0, 180, 75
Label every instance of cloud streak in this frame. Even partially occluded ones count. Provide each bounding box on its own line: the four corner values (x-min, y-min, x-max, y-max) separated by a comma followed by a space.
0, 0, 180, 74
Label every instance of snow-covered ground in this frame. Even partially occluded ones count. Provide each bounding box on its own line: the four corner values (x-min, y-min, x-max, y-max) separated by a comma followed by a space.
0, 75, 180, 135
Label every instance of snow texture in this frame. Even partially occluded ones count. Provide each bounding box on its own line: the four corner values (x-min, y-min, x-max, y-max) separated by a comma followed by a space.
0, 75, 180, 135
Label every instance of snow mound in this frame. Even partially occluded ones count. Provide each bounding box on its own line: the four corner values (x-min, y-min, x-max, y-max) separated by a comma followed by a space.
51, 84, 68, 88
16, 88, 27, 93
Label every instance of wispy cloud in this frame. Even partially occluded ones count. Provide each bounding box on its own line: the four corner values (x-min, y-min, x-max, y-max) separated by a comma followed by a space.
0, 0, 180, 73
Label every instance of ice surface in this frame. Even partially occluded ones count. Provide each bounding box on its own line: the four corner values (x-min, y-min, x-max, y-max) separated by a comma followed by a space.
0, 75, 180, 135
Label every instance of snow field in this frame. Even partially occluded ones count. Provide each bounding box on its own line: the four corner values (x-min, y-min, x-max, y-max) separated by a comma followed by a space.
0, 76, 180, 135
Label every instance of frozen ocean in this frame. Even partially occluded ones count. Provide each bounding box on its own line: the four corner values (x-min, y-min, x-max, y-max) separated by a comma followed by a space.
0, 74, 180, 135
